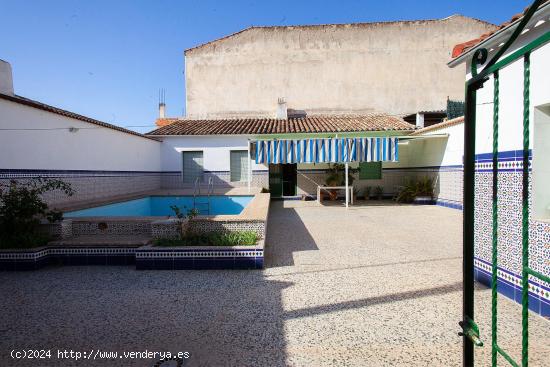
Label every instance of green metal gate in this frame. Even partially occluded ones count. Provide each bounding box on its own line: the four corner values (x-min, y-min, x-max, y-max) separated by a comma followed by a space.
461, 1, 550, 366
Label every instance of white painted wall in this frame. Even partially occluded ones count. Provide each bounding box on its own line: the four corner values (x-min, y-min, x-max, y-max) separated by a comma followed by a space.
0, 99, 161, 171
464, 20, 550, 155
159, 135, 267, 172
465, 21, 550, 220
185, 16, 495, 118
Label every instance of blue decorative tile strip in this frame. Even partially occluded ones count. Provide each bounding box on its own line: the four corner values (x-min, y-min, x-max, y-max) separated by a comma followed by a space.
0, 245, 264, 271
0, 247, 137, 270
435, 199, 463, 210
135, 246, 264, 270
474, 257, 549, 317
474, 149, 533, 172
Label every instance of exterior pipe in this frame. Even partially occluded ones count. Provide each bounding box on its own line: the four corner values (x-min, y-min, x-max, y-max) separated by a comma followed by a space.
247, 140, 251, 193
345, 162, 349, 208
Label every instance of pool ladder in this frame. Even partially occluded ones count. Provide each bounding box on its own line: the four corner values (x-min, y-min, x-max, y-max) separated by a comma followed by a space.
193, 177, 214, 215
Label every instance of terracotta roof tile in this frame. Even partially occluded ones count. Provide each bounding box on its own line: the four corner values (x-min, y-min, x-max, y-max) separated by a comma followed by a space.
410, 116, 464, 136
147, 114, 414, 136
451, 1, 549, 58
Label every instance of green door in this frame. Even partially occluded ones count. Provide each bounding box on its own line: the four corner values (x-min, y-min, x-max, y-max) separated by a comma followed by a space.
269, 164, 283, 198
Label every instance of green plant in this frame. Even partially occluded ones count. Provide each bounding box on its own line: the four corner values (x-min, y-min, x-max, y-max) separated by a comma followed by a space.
260, 187, 270, 193
154, 231, 258, 247
374, 186, 384, 200
364, 186, 372, 200
0, 178, 74, 248
169, 205, 185, 219
170, 205, 200, 220
416, 177, 434, 197
186, 207, 200, 219
395, 177, 434, 203
395, 180, 417, 203
325, 163, 358, 187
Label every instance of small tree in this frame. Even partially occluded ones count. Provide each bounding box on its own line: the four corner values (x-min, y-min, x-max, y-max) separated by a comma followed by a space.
0, 178, 74, 248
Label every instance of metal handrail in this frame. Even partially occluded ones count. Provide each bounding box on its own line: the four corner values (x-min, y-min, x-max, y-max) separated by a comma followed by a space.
193, 177, 200, 209
207, 176, 214, 197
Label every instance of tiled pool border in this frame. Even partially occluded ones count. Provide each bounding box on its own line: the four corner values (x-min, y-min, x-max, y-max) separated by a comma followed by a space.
135, 242, 264, 270
0, 243, 264, 271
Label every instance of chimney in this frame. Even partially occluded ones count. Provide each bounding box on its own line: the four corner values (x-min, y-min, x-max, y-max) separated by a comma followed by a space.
0, 60, 14, 96
415, 112, 425, 129
276, 97, 287, 119
159, 89, 166, 118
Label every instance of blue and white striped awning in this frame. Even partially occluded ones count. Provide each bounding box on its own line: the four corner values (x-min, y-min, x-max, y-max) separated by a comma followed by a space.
254, 137, 398, 164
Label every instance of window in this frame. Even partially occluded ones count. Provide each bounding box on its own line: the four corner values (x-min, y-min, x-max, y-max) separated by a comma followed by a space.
359, 162, 382, 180
182, 151, 203, 183
533, 105, 550, 219
230, 150, 249, 182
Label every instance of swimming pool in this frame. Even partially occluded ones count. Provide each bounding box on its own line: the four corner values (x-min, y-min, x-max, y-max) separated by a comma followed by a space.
65, 196, 254, 217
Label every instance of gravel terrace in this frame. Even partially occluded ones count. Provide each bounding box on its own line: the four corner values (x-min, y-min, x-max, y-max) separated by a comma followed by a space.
0, 201, 548, 366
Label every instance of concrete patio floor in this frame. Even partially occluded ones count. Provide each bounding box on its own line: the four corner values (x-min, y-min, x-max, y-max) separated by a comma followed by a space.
0, 202, 548, 366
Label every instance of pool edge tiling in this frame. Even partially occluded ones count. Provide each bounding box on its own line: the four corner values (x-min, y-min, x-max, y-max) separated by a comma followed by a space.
65, 195, 254, 217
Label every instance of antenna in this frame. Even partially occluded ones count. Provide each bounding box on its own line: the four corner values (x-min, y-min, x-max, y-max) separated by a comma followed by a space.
158, 88, 166, 118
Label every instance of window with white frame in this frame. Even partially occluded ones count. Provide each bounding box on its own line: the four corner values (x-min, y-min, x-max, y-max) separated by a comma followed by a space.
533, 104, 550, 220
230, 150, 249, 182
182, 151, 203, 183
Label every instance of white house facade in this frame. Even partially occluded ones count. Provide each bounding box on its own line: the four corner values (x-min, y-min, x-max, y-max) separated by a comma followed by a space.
448, 2, 550, 318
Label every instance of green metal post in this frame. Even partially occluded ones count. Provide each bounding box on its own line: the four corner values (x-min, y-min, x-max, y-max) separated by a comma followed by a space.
463, 81, 478, 367
491, 71, 499, 367
521, 53, 531, 367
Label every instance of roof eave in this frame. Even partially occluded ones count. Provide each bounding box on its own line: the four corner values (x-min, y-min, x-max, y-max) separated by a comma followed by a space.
448, 1, 550, 68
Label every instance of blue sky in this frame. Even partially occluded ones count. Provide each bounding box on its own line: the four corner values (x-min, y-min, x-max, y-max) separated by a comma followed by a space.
0, 0, 532, 133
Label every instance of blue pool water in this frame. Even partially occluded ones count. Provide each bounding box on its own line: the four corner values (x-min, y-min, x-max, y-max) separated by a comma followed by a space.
65, 196, 253, 217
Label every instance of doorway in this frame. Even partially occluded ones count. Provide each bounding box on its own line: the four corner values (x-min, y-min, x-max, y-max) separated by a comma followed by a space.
269, 164, 297, 197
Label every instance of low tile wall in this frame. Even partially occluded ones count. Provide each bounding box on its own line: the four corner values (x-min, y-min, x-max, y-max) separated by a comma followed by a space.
188, 219, 265, 238
38, 219, 73, 239
0, 169, 162, 207
297, 166, 462, 206
71, 218, 153, 236
473, 151, 549, 318
0, 247, 137, 270
160, 170, 269, 190
135, 241, 264, 270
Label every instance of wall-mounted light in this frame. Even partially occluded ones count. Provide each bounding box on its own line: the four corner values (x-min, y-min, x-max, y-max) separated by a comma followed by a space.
68, 127, 79, 133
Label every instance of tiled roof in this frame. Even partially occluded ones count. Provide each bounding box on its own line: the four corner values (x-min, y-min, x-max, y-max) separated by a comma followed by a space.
410, 116, 464, 136
147, 114, 414, 136
451, 1, 549, 58
0, 92, 158, 141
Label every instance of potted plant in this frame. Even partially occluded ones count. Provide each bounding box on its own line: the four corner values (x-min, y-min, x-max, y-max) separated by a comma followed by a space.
325, 164, 358, 201
413, 177, 434, 204
364, 186, 372, 200
395, 177, 435, 204
374, 186, 384, 200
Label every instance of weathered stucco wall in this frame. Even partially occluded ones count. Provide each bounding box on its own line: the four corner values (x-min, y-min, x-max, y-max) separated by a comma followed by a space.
185, 15, 496, 119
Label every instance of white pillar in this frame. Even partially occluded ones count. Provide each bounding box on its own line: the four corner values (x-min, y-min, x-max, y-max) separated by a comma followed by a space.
415, 112, 425, 129
345, 162, 349, 208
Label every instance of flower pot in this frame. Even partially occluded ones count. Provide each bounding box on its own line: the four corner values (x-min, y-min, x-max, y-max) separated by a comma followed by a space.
413, 196, 434, 205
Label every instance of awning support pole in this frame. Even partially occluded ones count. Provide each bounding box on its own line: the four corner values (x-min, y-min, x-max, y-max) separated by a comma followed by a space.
345, 162, 349, 208
247, 140, 251, 193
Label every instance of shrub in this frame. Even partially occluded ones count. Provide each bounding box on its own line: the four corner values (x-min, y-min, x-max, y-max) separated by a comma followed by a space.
364, 186, 372, 199
0, 178, 74, 248
154, 231, 258, 247
325, 163, 358, 186
395, 177, 434, 203
374, 186, 384, 200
